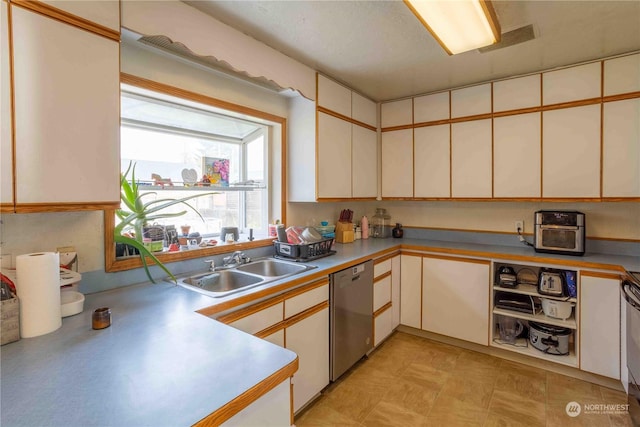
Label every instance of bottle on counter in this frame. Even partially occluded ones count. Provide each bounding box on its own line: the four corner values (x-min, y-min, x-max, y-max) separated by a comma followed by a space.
392, 223, 404, 238
361, 216, 369, 239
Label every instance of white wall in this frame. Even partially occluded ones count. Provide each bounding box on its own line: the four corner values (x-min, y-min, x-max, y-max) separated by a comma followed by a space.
287, 201, 640, 240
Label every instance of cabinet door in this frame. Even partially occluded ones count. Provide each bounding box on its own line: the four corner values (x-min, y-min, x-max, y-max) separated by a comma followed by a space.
222, 379, 291, 427
381, 99, 412, 128
493, 113, 541, 198
603, 99, 640, 197
40, 0, 120, 31
542, 105, 600, 198
604, 53, 640, 96
12, 8, 120, 205
543, 62, 601, 105
580, 274, 621, 380
317, 74, 351, 117
451, 119, 492, 198
352, 124, 377, 198
317, 112, 351, 198
400, 254, 421, 328
493, 74, 541, 112
414, 92, 449, 123
422, 257, 490, 345
391, 255, 401, 329
381, 129, 413, 198
1, 2, 12, 208
414, 124, 450, 198
451, 83, 491, 118
352, 92, 376, 127
285, 307, 329, 413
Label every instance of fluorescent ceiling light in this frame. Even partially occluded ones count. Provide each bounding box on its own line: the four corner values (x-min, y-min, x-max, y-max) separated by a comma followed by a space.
404, 0, 501, 55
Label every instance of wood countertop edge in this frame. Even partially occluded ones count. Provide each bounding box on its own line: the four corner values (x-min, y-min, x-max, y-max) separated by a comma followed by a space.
193, 356, 299, 427
198, 243, 632, 317
398, 243, 629, 273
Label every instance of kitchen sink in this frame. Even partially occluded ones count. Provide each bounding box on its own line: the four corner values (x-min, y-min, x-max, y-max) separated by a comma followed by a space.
235, 259, 311, 277
173, 257, 316, 297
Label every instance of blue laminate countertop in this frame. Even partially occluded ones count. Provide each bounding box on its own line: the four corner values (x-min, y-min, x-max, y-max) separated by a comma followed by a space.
0, 282, 297, 427
1, 237, 637, 427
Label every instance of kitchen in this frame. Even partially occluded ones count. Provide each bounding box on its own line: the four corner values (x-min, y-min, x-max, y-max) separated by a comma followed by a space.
1, 0, 640, 426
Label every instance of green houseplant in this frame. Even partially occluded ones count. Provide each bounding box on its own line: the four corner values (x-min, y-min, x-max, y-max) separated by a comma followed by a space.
115, 162, 213, 283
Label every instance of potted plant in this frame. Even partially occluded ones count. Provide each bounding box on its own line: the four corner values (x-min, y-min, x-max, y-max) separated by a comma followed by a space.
115, 162, 213, 283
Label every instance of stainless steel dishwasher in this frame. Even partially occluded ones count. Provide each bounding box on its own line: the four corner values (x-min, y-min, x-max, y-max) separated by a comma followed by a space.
330, 259, 373, 381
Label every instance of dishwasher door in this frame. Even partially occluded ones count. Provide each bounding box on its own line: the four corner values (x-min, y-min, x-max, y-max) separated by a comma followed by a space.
330, 260, 374, 381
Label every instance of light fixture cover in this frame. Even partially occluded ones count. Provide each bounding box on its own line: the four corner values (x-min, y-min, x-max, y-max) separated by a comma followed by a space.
404, 0, 501, 55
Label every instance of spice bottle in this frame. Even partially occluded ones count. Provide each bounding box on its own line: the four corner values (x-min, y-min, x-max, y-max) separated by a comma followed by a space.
392, 223, 404, 238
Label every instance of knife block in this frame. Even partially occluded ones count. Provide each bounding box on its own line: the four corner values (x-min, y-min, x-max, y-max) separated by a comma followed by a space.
335, 221, 354, 243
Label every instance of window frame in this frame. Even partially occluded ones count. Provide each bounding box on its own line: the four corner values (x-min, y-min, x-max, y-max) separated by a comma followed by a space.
104, 73, 287, 274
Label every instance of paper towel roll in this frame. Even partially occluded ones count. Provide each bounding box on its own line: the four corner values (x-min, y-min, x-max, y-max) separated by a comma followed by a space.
16, 252, 62, 338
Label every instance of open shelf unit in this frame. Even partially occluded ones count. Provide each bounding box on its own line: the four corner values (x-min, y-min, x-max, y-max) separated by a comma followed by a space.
491, 260, 579, 368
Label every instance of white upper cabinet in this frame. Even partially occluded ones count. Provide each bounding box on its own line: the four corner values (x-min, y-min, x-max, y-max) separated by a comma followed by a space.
493, 74, 541, 112
41, 0, 120, 31
542, 104, 601, 198
451, 119, 492, 198
317, 74, 351, 117
493, 113, 541, 198
451, 83, 491, 118
317, 112, 352, 198
352, 125, 378, 198
1, 2, 12, 208
12, 7, 120, 205
414, 92, 449, 123
543, 62, 601, 105
604, 53, 640, 96
414, 124, 450, 198
381, 99, 412, 128
381, 129, 413, 198
603, 98, 640, 197
352, 92, 377, 127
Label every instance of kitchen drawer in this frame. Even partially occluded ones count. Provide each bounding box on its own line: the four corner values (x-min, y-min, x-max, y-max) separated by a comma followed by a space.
373, 275, 392, 312
374, 305, 394, 346
229, 301, 284, 335
284, 283, 328, 319
374, 258, 392, 278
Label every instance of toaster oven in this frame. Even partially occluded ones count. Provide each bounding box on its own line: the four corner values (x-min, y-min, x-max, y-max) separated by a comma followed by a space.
534, 210, 585, 256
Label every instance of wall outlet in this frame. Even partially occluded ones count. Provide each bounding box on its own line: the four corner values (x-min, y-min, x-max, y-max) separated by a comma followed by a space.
514, 220, 524, 234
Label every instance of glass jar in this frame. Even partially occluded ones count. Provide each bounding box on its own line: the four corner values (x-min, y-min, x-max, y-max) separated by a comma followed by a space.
371, 208, 391, 238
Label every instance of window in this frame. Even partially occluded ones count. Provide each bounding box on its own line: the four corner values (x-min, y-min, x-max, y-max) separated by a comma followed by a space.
120, 89, 268, 239
105, 77, 285, 272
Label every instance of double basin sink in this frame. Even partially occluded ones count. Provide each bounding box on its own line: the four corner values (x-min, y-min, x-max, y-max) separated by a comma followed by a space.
172, 258, 316, 297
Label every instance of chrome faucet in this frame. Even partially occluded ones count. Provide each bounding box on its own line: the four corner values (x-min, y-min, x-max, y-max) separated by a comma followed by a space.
223, 251, 251, 267
204, 259, 216, 272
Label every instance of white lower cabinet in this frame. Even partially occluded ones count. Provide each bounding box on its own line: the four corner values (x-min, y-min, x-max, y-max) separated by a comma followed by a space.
222, 378, 291, 426
285, 306, 329, 413
422, 256, 490, 345
580, 273, 621, 379
373, 255, 400, 346
400, 254, 422, 328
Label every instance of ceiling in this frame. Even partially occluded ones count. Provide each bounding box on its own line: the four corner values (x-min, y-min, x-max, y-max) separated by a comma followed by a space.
183, 0, 640, 102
